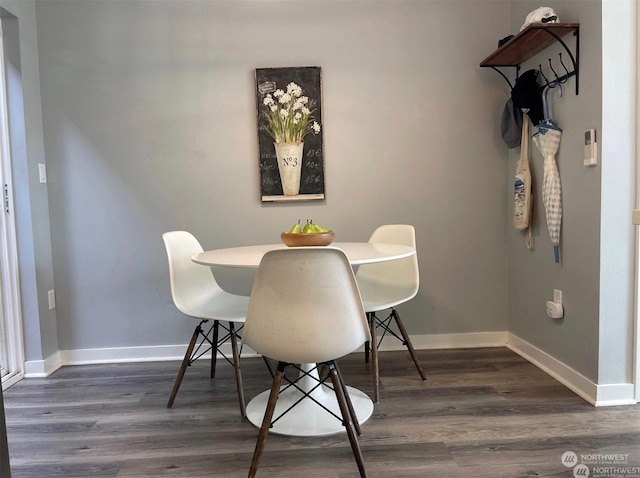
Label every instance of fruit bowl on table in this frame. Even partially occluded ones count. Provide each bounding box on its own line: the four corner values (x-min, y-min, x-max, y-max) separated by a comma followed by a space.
281, 230, 335, 247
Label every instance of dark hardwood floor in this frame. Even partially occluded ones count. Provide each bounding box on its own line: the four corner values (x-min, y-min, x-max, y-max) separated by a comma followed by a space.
3, 348, 640, 477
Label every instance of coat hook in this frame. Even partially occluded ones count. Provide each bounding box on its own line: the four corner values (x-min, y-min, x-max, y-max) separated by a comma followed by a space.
558, 53, 570, 84
548, 58, 561, 85
539, 64, 550, 87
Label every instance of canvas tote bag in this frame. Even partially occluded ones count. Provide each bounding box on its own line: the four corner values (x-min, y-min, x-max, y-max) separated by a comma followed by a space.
513, 113, 533, 249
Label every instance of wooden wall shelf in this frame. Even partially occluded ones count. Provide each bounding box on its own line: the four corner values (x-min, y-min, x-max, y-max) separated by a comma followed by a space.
480, 23, 580, 94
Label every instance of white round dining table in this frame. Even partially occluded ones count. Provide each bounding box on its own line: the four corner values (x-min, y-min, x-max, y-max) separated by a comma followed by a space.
191, 241, 415, 437
192, 241, 415, 269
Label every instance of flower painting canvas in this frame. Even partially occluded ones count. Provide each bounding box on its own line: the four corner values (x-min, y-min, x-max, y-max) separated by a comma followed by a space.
255, 67, 324, 202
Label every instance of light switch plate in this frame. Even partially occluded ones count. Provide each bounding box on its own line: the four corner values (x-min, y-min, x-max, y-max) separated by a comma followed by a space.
48, 289, 55, 310
38, 163, 47, 183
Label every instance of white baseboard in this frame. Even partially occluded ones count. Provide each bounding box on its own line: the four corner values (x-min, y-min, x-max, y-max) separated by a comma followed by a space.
24, 332, 508, 375
507, 333, 637, 407
60, 345, 199, 365
381, 331, 508, 351
24, 331, 637, 407
24, 350, 62, 377
595, 383, 637, 406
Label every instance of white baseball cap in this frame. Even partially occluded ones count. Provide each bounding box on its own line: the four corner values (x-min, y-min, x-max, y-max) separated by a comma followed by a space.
520, 7, 559, 31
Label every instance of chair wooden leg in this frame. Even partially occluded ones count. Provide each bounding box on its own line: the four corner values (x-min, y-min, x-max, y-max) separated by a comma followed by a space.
248, 362, 285, 478
328, 363, 367, 478
364, 340, 370, 364
211, 320, 219, 379
391, 309, 426, 381
369, 313, 380, 403
229, 322, 246, 417
167, 323, 202, 408
334, 361, 361, 436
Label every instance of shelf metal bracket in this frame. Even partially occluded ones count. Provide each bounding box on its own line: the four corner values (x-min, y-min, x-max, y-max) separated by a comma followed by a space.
480, 24, 579, 95
540, 26, 579, 94
490, 66, 515, 90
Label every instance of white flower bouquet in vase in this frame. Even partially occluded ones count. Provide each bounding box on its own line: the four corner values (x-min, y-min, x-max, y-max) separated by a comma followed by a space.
261, 82, 321, 196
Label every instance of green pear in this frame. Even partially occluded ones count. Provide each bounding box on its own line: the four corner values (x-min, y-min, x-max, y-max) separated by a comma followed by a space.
303, 220, 321, 233
287, 220, 302, 234
314, 222, 329, 233
307, 221, 322, 233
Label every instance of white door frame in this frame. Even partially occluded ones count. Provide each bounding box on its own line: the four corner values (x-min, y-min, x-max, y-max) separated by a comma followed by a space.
634, 2, 640, 402
0, 25, 24, 390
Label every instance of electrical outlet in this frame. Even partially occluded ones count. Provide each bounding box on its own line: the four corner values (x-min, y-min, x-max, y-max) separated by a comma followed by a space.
553, 289, 562, 304
546, 300, 564, 319
48, 289, 56, 310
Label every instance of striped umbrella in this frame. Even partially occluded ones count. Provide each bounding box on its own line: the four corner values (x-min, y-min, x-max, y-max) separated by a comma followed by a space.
533, 86, 562, 263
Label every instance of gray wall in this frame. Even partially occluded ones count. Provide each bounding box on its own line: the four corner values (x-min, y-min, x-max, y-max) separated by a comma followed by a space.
31, 1, 511, 351
507, 0, 636, 386
0, 1, 58, 363
3, 0, 634, 390
507, 1, 602, 381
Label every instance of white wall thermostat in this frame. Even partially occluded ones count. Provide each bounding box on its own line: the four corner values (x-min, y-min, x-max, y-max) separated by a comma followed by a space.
584, 128, 597, 166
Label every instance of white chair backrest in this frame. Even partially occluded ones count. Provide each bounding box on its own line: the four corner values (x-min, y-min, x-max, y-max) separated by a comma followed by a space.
162, 231, 222, 316
242, 247, 370, 364
356, 224, 419, 296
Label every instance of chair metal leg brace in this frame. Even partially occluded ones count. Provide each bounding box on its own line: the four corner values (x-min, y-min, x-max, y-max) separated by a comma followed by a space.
248, 361, 367, 478
167, 320, 246, 416
370, 309, 426, 380
373, 312, 404, 347
211, 323, 244, 369
365, 308, 426, 403
261, 357, 276, 378
269, 364, 344, 426
208, 321, 246, 416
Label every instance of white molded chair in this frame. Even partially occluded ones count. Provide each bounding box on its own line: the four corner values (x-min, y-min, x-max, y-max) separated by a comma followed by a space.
243, 248, 370, 478
356, 224, 426, 403
162, 231, 249, 416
